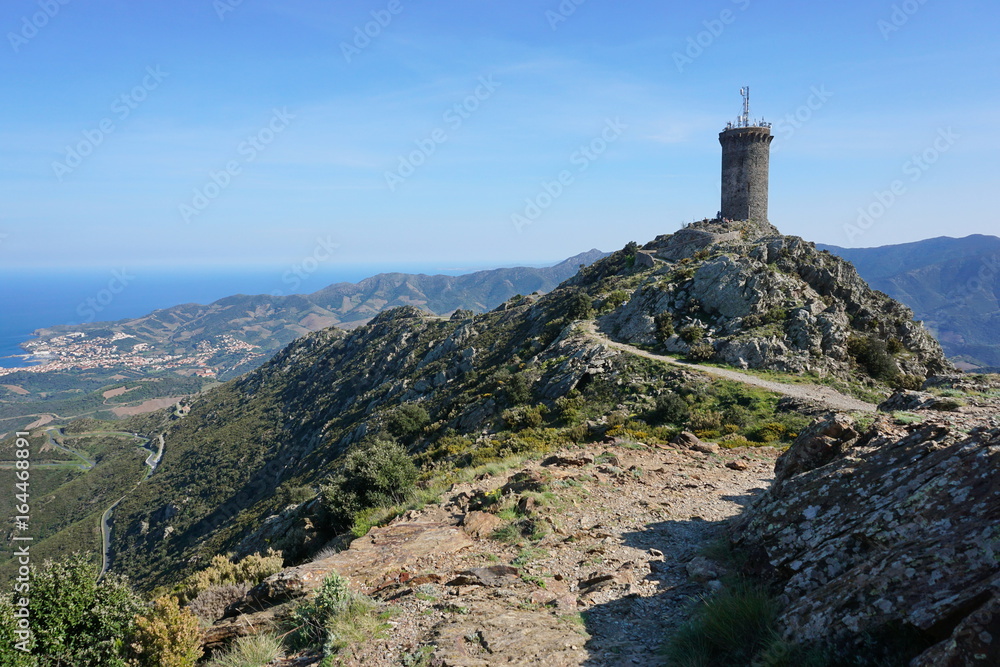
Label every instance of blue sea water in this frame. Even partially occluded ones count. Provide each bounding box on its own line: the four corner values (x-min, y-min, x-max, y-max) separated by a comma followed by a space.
0, 263, 508, 369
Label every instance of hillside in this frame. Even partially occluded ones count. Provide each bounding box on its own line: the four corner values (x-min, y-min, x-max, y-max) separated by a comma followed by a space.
97, 218, 947, 589
819, 235, 1000, 369
2, 219, 982, 665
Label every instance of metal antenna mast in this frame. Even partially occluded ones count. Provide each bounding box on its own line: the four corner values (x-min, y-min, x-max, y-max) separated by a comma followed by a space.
740, 86, 750, 128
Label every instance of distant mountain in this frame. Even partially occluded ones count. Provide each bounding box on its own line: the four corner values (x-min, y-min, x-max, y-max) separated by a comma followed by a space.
818, 235, 1000, 368
22, 250, 608, 381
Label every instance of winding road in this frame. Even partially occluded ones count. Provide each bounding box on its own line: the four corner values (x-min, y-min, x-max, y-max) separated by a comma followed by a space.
96, 432, 163, 579
581, 321, 878, 413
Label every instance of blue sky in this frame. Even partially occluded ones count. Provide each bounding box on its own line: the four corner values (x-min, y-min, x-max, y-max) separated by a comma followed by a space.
0, 0, 996, 270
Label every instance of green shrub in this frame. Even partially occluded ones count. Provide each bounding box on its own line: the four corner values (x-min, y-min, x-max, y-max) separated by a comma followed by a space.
687, 341, 715, 362
662, 581, 780, 666
386, 403, 430, 441
652, 393, 690, 426
679, 325, 704, 343
604, 289, 629, 309
504, 372, 532, 405
848, 336, 898, 383
565, 291, 594, 320
893, 374, 924, 391
287, 573, 387, 657
886, 337, 905, 354
689, 410, 723, 433
672, 266, 696, 283
128, 596, 203, 667
655, 312, 676, 342
321, 437, 418, 533
762, 306, 787, 325
501, 404, 546, 430
554, 393, 586, 425
28, 555, 145, 666
208, 632, 284, 667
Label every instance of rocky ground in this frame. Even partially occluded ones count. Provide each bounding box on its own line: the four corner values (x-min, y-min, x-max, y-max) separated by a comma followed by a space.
211, 438, 778, 666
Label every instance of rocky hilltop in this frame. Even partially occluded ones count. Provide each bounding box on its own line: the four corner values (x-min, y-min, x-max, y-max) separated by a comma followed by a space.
595, 218, 950, 385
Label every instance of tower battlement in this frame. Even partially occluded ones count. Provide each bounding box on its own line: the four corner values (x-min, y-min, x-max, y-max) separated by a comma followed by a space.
719, 87, 773, 223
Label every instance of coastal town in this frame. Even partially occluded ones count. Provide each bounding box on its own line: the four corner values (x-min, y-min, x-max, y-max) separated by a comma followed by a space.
0, 330, 263, 379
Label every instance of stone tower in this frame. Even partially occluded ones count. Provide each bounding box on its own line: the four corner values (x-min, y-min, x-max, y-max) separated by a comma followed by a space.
719, 87, 773, 222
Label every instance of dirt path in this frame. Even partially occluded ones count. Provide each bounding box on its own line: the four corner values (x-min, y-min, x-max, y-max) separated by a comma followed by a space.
265, 442, 778, 666
581, 322, 877, 413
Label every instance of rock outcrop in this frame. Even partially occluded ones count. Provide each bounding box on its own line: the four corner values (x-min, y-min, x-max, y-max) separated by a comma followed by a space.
733, 383, 1000, 665
595, 218, 951, 383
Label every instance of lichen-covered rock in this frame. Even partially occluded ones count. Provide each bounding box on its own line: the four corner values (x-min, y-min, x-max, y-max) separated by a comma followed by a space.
733, 415, 1000, 663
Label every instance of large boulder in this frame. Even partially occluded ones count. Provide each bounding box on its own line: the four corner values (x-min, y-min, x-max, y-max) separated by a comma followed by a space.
733, 418, 1000, 663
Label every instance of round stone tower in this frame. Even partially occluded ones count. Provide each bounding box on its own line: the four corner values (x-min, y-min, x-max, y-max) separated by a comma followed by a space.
719, 87, 773, 223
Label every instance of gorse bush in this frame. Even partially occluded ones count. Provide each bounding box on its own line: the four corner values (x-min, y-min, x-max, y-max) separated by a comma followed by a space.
128, 596, 202, 667
174, 550, 283, 605
321, 436, 418, 534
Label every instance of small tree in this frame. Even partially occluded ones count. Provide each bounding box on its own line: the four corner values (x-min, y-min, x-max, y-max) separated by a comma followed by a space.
565, 291, 594, 320
321, 437, 418, 533
386, 403, 430, 440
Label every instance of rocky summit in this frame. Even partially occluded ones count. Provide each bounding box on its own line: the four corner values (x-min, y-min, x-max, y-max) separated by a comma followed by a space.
596, 218, 951, 384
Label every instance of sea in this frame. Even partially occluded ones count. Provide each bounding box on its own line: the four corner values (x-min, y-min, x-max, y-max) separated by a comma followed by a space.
0, 262, 517, 369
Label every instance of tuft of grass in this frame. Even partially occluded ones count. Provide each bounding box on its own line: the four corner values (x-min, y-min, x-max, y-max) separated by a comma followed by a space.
208, 631, 285, 667
662, 581, 780, 666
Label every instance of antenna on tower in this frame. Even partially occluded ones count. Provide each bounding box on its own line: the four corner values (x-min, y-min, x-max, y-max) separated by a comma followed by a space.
740, 86, 750, 128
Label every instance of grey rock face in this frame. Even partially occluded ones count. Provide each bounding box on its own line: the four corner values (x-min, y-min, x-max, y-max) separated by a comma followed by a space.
733, 414, 1000, 663
599, 218, 951, 385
